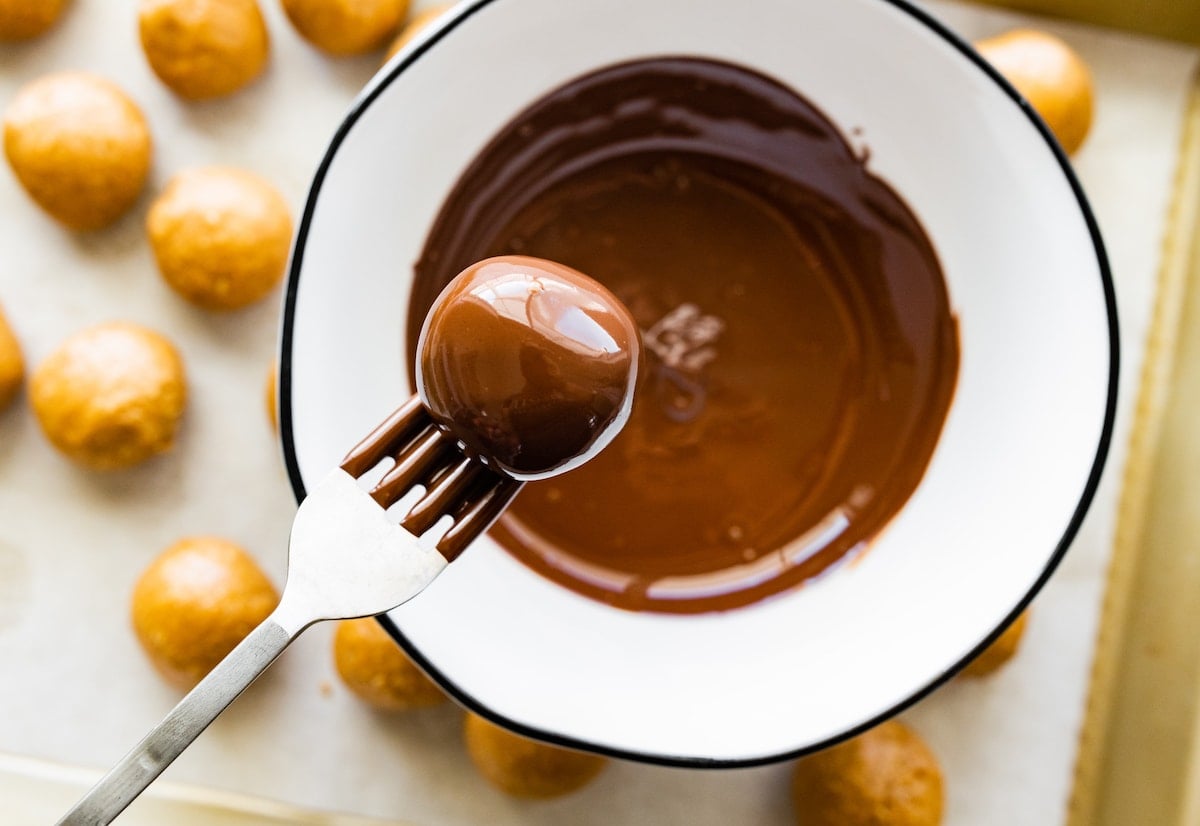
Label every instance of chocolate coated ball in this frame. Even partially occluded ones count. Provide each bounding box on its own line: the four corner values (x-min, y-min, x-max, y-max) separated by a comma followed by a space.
417, 256, 640, 481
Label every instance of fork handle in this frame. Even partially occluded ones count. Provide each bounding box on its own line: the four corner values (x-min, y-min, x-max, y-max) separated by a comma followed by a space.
57, 616, 296, 826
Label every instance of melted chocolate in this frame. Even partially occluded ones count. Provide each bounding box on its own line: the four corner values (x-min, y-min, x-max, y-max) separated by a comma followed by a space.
409, 57, 959, 613
416, 256, 641, 480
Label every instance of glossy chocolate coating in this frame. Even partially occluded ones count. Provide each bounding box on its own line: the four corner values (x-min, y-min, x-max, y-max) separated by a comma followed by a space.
416, 256, 640, 481
411, 58, 959, 613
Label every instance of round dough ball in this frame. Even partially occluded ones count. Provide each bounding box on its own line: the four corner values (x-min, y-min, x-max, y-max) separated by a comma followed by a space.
975, 28, 1094, 155
138, 0, 269, 100
147, 166, 292, 310
31, 322, 186, 470
962, 611, 1029, 678
132, 536, 278, 688
3, 72, 152, 230
333, 617, 446, 710
791, 720, 944, 826
0, 0, 69, 41
464, 712, 607, 798
282, 0, 408, 56
384, 2, 452, 62
0, 302, 24, 411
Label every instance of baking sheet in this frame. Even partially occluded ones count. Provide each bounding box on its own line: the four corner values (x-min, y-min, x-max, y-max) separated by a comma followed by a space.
0, 1, 1194, 824
968, 0, 1200, 46
0, 753, 407, 826
1067, 67, 1200, 826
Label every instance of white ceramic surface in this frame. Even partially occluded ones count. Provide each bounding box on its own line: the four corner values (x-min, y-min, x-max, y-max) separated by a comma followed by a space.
281, 0, 1116, 763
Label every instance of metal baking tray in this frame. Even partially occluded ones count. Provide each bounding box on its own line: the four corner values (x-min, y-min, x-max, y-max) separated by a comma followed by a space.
1067, 66, 1200, 826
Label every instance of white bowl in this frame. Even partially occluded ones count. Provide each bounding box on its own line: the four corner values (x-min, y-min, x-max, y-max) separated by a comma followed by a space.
279, 0, 1116, 764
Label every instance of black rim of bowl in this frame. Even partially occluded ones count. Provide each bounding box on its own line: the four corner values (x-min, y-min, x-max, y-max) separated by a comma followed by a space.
278, 0, 1120, 768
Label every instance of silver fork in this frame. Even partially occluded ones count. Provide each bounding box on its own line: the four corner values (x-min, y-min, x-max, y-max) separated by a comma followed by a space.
58, 396, 522, 826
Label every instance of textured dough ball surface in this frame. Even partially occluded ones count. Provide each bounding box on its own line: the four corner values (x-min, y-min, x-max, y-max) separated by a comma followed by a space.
962, 611, 1030, 678
464, 712, 607, 798
281, 0, 408, 55
147, 166, 292, 310
0, 302, 23, 410
976, 28, 1094, 155
333, 617, 446, 710
0, 0, 69, 41
791, 720, 944, 826
132, 536, 278, 688
139, 0, 269, 100
31, 322, 186, 470
4, 72, 152, 230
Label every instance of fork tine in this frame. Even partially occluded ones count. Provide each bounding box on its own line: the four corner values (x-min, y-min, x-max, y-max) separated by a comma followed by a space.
340, 396, 427, 477
342, 396, 526, 560
436, 477, 523, 561
400, 457, 485, 536
369, 427, 455, 508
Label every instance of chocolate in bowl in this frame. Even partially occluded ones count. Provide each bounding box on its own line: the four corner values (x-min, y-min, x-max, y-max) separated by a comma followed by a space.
409, 57, 960, 613
281, 0, 1114, 764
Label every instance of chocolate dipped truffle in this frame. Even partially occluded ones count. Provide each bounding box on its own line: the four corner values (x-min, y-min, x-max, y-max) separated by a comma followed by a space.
416, 255, 641, 481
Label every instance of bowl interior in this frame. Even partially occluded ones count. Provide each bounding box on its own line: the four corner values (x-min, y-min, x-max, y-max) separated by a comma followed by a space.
281, 0, 1115, 763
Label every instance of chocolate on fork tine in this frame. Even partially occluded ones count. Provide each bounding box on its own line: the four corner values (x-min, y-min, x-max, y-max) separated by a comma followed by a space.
58, 397, 522, 826
340, 395, 524, 560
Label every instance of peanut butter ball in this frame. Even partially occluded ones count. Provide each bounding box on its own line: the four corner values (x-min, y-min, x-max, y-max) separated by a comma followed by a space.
962, 611, 1030, 678
31, 322, 186, 470
3, 73, 152, 230
132, 537, 278, 688
147, 166, 292, 310
333, 617, 446, 710
0, 0, 69, 41
281, 0, 408, 56
0, 302, 23, 411
138, 0, 269, 100
791, 720, 944, 826
976, 29, 1094, 155
464, 712, 607, 798
384, 2, 452, 62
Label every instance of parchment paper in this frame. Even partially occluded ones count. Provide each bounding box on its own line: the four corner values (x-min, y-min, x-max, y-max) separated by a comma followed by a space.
0, 2, 1194, 823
